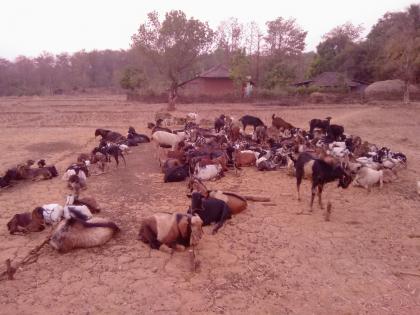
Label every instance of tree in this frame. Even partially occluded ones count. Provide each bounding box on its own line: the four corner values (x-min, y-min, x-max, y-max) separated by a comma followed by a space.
120, 67, 147, 91
264, 17, 307, 56
131, 10, 214, 110
383, 4, 420, 103
261, 17, 307, 89
309, 22, 364, 78
229, 49, 250, 94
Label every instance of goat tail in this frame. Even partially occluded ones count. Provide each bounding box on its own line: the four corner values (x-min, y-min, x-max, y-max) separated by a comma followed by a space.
243, 195, 271, 202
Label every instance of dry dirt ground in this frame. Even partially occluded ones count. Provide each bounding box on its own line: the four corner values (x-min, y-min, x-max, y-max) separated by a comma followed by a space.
0, 96, 420, 315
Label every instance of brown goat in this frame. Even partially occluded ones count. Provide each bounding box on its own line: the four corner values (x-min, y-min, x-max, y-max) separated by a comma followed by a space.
272, 114, 294, 130
7, 208, 45, 234
234, 150, 256, 167
16, 164, 53, 181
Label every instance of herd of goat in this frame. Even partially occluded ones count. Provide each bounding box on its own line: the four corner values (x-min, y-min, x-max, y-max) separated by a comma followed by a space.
0, 111, 409, 257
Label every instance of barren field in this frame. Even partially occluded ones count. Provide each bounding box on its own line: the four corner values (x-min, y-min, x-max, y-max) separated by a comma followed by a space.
1, 95, 420, 315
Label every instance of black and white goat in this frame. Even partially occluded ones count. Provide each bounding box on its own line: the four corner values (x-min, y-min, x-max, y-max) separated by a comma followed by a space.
188, 192, 232, 234
292, 152, 352, 210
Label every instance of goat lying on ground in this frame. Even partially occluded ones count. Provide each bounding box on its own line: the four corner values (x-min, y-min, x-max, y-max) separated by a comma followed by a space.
164, 164, 189, 183
37, 159, 59, 177
188, 178, 248, 215
50, 217, 120, 253
292, 152, 352, 210
194, 164, 223, 181
7, 208, 46, 234
188, 192, 232, 234
16, 164, 54, 181
138, 213, 203, 253
127, 126, 150, 145
352, 167, 383, 191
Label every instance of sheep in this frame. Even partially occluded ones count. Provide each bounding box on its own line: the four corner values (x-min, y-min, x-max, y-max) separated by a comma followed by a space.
353, 167, 383, 192
151, 130, 186, 150
50, 217, 120, 253
138, 213, 203, 252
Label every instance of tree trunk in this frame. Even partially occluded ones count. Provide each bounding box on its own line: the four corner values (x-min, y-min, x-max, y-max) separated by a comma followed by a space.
403, 80, 410, 104
167, 85, 178, 111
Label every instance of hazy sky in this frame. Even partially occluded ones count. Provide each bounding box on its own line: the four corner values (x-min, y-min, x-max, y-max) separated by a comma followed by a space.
0, 0, 415, 60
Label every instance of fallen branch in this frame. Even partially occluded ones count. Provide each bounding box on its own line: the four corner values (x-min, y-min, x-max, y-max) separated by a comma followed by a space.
243, 196, 271, 202
0, 236, 51, 281
261, 203, 276, 207
407, 234, 420, 239
393, 270, 420, 278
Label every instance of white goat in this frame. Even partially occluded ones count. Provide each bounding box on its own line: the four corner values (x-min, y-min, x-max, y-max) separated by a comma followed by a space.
63, 195, 92, 220
194, 164, 223, 181
152, 131, 185, 150
186, 112, 198, 122
353, 167, 383, 191
41, 204, 64, 225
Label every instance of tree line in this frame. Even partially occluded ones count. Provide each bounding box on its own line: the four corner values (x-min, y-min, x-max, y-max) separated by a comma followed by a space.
0, 4, 418, 98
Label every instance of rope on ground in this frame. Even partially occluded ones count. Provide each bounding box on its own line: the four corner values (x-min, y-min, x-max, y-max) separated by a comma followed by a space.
0, 235, 51, 281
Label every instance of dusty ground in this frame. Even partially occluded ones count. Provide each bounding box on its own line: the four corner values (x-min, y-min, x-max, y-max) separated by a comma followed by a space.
0, 95, 420, 314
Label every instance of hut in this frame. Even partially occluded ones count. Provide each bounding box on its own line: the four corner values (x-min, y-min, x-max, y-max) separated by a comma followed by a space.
364, 79, 420, 100
293, 72, 366, 91
178, 65, 235, 97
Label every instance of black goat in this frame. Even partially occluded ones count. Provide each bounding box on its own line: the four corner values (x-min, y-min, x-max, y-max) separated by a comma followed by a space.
327, 124, 345, 142
214, 115, 226, 133
92, 145, 126, 168
309, 117, 331, 134
292, 152, 352, 210
95, 128, 126, 143
239, 115, 264, 131
188, 192, 232, 234
0, 175, 11, 188
164, 164, 189, 183
127, 126, 150, 145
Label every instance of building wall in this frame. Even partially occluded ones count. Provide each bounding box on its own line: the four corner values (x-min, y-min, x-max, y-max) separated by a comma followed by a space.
179, 78, 236, 96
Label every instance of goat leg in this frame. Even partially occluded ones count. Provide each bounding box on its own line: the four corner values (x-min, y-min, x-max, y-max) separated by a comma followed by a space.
318, 185, 324, 209
310, 186, 317, 211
